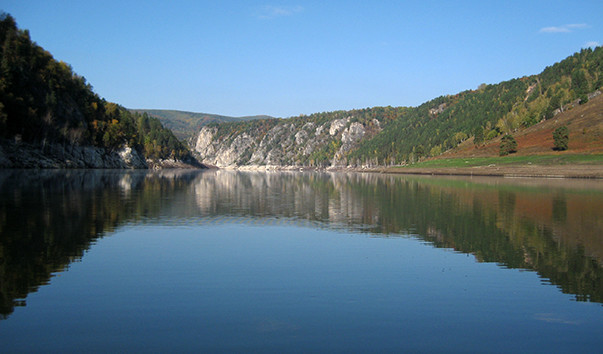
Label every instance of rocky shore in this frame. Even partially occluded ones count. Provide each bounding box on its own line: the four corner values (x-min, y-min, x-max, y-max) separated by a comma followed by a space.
194, 162, 603, 179
0, 140, 202, 169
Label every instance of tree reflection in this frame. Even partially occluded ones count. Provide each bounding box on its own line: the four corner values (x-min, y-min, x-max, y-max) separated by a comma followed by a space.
0, 170, 199, 318
0, 170, 601, 319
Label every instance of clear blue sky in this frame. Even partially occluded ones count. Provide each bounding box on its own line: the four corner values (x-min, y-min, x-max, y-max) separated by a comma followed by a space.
3, 1, 602, 118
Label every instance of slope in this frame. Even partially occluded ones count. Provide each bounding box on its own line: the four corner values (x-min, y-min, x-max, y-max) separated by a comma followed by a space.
0, 13, 198, 168
349, 47, 603, 165
447, 91, 603, 158
376, 93, 603, 178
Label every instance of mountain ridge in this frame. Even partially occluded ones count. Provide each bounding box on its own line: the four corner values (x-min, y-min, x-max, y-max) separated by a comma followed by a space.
191, 47, 603, 169
130, 109, 274, 141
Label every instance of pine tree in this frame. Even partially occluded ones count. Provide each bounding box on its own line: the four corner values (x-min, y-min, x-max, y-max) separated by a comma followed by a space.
499, 135, 517, 156
553, 126, 569, 151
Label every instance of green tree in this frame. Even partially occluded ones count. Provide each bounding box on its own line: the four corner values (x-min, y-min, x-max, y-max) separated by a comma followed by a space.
499, 135, 517, 156
473, 126, 484, 146
553, 126, 569, 151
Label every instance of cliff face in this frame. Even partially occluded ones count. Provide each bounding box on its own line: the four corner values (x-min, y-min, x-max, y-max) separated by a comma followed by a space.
0, 139, 209, 169
0, 140, 148, 169
192, 116, 381, 168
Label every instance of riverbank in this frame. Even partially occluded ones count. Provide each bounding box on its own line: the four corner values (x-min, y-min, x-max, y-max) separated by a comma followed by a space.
366, 164, 603, 179
363, 154, 603, 179
198, 162, 603, 179
0, 139, 204, 169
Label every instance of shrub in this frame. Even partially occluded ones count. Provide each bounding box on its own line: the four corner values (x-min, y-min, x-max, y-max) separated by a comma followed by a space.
553, 126, 569, 151
486, 129, 499, 140
499, 135, 517, 156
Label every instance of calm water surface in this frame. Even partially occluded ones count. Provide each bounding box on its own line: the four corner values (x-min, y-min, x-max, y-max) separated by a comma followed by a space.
0, 170, 601, 352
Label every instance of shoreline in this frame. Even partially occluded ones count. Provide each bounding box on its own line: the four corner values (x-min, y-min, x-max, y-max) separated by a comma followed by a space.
203, 163, 603, 179
2, 148, 602, 179
361, 164, 603, 179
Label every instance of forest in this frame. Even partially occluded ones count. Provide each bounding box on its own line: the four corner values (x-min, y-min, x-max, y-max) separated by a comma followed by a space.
0, 13, 190, 162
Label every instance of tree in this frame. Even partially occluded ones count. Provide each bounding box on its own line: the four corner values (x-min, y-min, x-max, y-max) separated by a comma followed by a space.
473, 126, 484, 146
499, 135, 517, 156
553, 126, 569, 151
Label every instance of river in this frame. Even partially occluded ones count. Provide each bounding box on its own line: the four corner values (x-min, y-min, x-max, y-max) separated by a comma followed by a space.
0, 170, 601, 352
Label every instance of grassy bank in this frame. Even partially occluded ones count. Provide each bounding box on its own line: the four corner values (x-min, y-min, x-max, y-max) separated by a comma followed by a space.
400, 154, 603, 169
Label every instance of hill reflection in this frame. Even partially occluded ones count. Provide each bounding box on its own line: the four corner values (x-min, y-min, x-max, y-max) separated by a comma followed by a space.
0, 169, 601, 318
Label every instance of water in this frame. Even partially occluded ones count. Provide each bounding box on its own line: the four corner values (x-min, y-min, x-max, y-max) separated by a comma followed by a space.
0, 169, 601, 352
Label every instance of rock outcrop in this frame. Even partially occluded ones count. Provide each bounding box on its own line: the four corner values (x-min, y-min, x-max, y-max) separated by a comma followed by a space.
0, 140, 148, 169
192, 115, 381, 169
0, 139, 207, 169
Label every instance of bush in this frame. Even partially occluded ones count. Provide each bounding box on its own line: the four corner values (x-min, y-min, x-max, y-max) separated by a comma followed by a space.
553, 126, 569, 151
499, 135, 517, 156
486, 129, 499, 140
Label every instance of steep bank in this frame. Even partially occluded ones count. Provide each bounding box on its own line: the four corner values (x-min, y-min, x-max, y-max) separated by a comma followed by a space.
444, 91, 603, 158
0, 139, 146, 169
0, 139, 203, 169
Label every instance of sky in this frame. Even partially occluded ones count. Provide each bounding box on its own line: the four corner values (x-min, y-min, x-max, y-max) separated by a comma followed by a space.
2, 1, 602, 118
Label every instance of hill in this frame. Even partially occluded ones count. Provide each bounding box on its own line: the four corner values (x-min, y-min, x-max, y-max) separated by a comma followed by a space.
131, 109, 273, 141
349, 47, 603, 165
191, 46, 603, 169
373, 93, 603, 178
0, 14, 199, 168
445, 91, 603, 158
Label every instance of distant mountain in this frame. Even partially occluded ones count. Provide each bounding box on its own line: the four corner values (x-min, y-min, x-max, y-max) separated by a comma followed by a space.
131, 109, 274, 141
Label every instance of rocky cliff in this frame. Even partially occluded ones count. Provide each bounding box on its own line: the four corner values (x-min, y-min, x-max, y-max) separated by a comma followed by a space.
192, 114, 382, 169
0, 140, 149, 169
0, 139, 208, 169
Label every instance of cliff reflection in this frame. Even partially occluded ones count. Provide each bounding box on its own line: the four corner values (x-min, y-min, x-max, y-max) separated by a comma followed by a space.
1, 170, 601, 319
193, 171, 603, 303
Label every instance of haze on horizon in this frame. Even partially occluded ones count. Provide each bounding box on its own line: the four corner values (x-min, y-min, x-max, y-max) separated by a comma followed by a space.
3, 0, 602, 118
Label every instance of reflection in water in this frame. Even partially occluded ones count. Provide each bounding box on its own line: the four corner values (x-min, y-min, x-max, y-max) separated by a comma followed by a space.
0, 169, 199, 319
0, 169, 601, 319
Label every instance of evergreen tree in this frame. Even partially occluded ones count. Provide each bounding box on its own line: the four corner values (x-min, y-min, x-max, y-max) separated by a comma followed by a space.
499, 135, 517, 156
553, 126, 569, 151
473, 126, 484, 146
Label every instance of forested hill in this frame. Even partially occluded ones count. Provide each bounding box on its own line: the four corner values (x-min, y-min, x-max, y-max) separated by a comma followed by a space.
350, 47, 603, 164
193, 46, 603, 168
0, 14, 197, 168
131, 109, 273, 141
